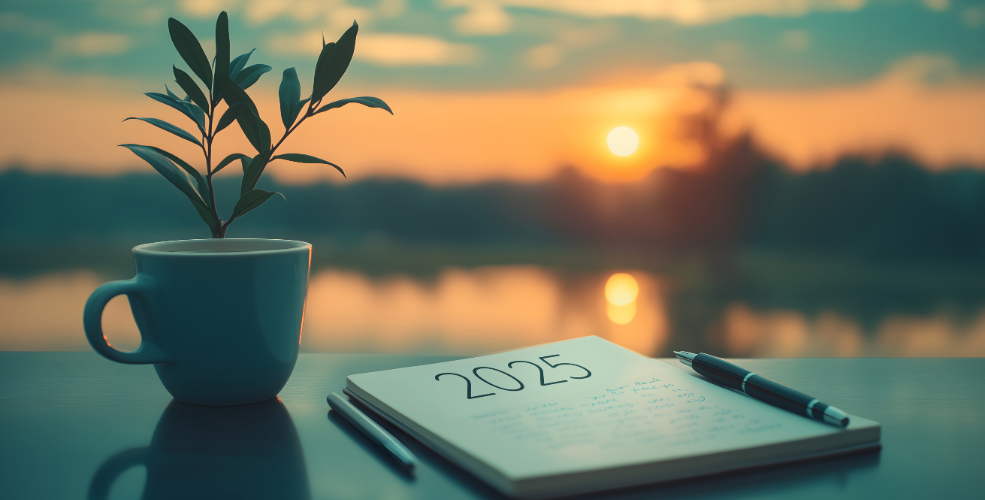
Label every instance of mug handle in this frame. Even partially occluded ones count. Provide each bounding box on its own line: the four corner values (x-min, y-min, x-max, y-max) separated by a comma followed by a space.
87, 447, 148, 500
84, 276, 170, 364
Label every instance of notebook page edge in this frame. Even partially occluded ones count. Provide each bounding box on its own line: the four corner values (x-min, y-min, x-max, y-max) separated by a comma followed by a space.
512, 438, 882, 499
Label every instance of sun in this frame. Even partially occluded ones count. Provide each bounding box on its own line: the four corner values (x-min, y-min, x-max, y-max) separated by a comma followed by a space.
607, 126, 639, 156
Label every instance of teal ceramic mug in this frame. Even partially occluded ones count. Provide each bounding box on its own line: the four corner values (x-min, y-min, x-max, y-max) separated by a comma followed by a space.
83, 238, 311, 406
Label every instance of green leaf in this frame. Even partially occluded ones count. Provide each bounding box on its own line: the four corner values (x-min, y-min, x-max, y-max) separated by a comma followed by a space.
272, 153, 345, 178
214, 153, 250, 175
184, 102, 207, 136
217, 75, 257, 114
146, 90, 184, 111
173, 66, 209, 114
165, 85, 181, 101
255, 116, 272, 156
214, 12, 230, 99
279, 68, 301, 129
228, 49, 254, 79
238, 111, 263, 153
240, 155, 266, 196
124, 117, 202, 147
191, 196, 216, 232
293, 97, 311, 122
168, 17, 212, 90
238, 108, 271, 155
120, 144, 213, 230
217, 76, 270, 154
162, 86, 205, 133
314, 96, 393, 115
312, 21, 357, 103
120, 144, 201, 198
214, 102, 243, 135
142, 146, 210, 204
145, 92, 206, 136
234, 64, 271, 90
230, 189, 284, 223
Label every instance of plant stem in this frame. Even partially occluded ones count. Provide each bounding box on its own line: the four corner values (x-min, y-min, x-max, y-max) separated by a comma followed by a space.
204, 93, 221, 238
254, 111, 308, 187
219, 109, 312, 233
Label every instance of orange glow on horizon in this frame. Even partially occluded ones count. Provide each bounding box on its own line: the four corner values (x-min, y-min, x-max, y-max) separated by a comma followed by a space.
2, 59, 984, 185
0, 67, 717, 185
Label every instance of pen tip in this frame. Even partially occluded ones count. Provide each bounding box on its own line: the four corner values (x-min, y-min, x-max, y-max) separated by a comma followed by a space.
673, 351, 695, 366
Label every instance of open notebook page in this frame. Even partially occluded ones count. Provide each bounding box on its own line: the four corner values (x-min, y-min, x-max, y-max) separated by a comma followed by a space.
348, 336, 879, 485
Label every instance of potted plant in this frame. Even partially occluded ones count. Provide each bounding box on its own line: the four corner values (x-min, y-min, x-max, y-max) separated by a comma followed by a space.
82, 11, 391, 406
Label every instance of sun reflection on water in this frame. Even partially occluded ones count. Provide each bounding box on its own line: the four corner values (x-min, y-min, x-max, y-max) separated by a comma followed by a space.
604, 273, 640, 325
1, 268, 984, 357
606, 302, 637, 325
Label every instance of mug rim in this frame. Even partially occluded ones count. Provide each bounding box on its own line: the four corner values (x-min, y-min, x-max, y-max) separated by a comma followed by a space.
133, 238, 311, 257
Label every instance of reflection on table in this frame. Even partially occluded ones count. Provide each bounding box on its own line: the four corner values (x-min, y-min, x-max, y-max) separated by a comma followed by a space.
88, 398, 309, 500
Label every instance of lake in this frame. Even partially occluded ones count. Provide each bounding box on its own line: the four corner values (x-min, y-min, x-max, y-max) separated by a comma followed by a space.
3, 260, 983, 357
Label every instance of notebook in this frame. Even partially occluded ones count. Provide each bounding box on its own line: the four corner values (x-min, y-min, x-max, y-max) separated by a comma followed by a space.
344, 336, 881, 499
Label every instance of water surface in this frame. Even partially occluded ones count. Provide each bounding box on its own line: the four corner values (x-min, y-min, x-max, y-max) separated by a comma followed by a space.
2, 266, 983, 357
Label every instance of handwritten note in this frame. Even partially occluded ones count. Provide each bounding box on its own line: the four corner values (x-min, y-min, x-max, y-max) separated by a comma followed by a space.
469, 372, 783, 454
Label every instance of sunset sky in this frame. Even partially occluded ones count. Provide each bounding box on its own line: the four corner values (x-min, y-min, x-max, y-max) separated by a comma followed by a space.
1, 0, 983, 184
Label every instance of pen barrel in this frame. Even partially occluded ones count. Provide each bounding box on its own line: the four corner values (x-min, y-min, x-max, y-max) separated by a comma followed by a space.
691, 353, 748, 391
744, 375, 828, 420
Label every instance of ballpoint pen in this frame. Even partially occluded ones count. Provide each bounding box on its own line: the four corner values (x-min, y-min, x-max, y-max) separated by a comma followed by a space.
327, 392, 418, 469
674, 351, 850, 427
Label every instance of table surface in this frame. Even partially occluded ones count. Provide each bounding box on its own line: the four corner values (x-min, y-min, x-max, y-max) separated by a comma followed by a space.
1, 353, 983, 499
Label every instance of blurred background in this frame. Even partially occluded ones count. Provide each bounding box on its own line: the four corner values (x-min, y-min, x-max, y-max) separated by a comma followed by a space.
2, 0, 984, 357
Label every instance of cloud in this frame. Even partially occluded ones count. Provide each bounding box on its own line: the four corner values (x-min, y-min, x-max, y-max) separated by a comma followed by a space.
55, 33, 131, 57
377, 0, 407, 18
524, 43, 562, 69
551, 22, 616, 49
450, 0, 513, 35
881, 53, 959, 86
648, 61, 725, 88
0, 13, 56, 36
358, 34, 479, 66
779, 30, 811, 52
268, 31, 320, 55
94, 1, 165, 26
327, 6, 374, 32
724, 54, 985, 170
231, 0, 384, 27
269, 31, 478, 66
713, 40, 744, 61
963, 7, 985, 28
443, 0, 866, 25
178, 0, 240, 19
245, 0, 292, 24
517, 20, 616, 70
922, 0, 948, 12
